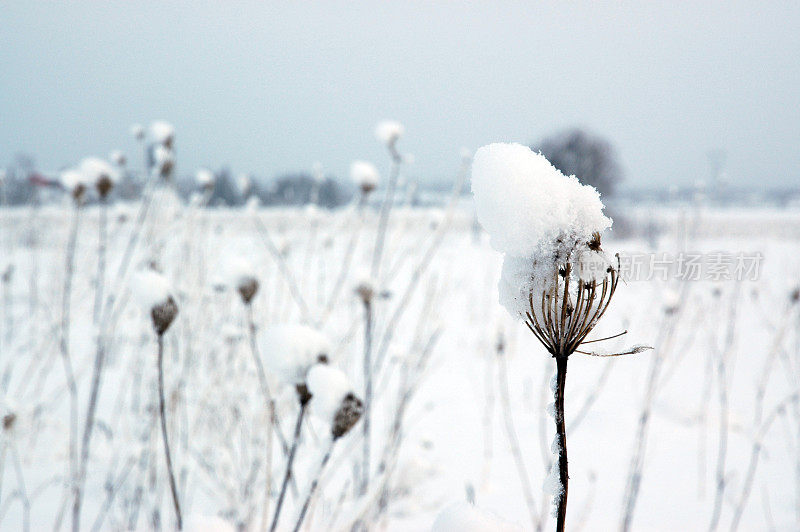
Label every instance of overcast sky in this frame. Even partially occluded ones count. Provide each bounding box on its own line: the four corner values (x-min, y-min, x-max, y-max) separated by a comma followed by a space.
1, 1, 798, 189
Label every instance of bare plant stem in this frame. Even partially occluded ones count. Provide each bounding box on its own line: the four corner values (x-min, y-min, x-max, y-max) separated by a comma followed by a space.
73, 336, 107, 532
496, 343, 540, 531
93, 199, 107, 324
157, 333, 182, 530
292, 441, 335, 532
370, 146, 402, 280
270, 398, 308, 532
553, 355, 569, 532
60, 205, 81, 528
729, 393, 798, 531
244, 304, 276, 532
361, 298, 372, 496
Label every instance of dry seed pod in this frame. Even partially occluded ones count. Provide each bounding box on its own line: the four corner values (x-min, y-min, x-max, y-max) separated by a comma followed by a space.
151, 296, 179, 335
332, 393, 364, 439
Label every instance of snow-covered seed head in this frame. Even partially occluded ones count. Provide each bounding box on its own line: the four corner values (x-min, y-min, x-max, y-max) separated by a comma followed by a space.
306, 364, 362, 439
151, 296, 179, 335
260, 325, 331, 388
350, 160, 379, 195
375, 120, 404, 148
80, 156, 119, 199
153, 145, 175, 179
196, 168, 215, 191
473, 143, 620, 357
130, 123, 145, 141
237, 277, 259, 305
134, 269, 178, 335
149, 120, 175, 148
109, 150, 126, 167
332, 393, 363, 439
60, 169, 88, 204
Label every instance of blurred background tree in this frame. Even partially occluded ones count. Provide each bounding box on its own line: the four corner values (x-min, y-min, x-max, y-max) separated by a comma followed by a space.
532, 128, 622, 197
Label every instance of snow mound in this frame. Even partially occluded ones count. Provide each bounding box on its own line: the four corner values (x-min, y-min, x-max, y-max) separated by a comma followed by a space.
350, 161, 379, 190
471, 142, 611, 258
306, 364, 353, 422
375, 120, 404, 146
149, 120, 175, 145
132, 269, 173, 310
79, 157, 118, 184
260, 325, 331, 385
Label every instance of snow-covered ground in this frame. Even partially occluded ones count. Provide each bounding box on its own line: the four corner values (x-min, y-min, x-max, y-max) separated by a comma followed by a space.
1, 198, 799, 531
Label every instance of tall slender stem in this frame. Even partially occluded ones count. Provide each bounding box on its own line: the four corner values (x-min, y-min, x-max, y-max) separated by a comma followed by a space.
157, 333, 182, 530
361, 298, 372, 495
270, 397, 308, 532
554, 355, 569, 532
245, 304, 276, 532
93, 199, 107, 324
497, 344, 540, 530
293, 442, 335, 532
60, 205, 81, 530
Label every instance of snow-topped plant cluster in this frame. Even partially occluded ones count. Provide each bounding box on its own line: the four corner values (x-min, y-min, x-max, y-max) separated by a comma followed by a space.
471, 142, 613, 321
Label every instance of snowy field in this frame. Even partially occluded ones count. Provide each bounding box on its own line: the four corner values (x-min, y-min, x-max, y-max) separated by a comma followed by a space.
1, 197, 799, 531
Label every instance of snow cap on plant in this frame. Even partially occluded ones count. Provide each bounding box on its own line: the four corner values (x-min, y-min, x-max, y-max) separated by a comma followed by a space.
195, 168, 215, 191
472, 142, 641, 358
223, 256, 259, 305
130, 123, 145, 141
350, 160, 379, 194
109, 150, 126, 167
153, 144, 175, 179
80, 156, 118, 199
149, 120, 175, 147
375, 120, 404, 147
306, 364, 363, 439
472, 142, 611, 259
60, 169, 89, 203
260, 324, 331, 388
134, 268, 179, 335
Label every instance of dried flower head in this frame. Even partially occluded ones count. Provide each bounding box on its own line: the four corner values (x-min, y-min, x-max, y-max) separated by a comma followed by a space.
151, 296, 179, 335
237, 277, 259, 305
2, 412, 16, 431
332, 392, 364, 439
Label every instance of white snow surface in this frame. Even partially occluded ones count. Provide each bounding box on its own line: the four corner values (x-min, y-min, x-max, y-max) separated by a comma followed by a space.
306, 363, 354, 422
471, 142, 611, 259
431, 502, 521, 532
260, 324, 331, 385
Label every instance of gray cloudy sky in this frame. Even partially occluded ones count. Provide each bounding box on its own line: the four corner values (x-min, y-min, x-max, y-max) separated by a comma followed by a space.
1, 1, 798, 188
